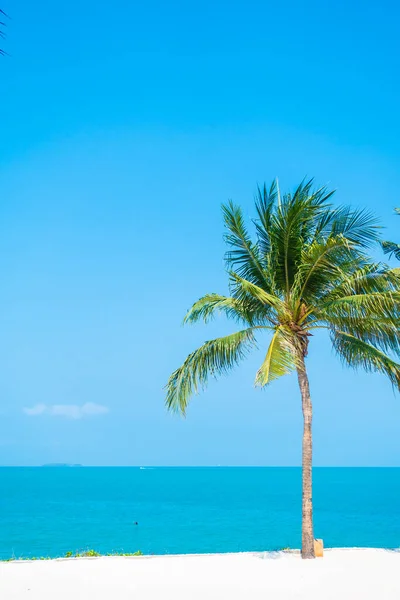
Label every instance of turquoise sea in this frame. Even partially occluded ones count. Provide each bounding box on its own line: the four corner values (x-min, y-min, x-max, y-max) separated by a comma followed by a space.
0, 467, 399, 559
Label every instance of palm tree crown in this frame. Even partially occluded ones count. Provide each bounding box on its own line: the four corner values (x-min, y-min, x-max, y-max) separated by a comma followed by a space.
166, 179, 400, 414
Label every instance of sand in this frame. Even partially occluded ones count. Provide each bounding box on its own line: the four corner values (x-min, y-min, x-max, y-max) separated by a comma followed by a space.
1, 548, 399, 599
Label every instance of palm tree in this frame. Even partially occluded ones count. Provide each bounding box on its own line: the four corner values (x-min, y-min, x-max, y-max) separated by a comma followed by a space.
382, 208, 400, 261
165, 179, 400, 558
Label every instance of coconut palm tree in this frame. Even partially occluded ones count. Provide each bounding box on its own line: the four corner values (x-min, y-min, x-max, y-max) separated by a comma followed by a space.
165, 179, 400, 558
382, 208, 400, 261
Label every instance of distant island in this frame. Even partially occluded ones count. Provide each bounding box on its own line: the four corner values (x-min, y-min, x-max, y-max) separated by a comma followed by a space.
41, 463, 83, 468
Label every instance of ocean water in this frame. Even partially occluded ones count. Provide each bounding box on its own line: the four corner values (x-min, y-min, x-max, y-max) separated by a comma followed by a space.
0, 467, 399, 559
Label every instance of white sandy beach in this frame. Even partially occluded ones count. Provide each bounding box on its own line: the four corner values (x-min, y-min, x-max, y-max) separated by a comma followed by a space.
1, 548, 399, 600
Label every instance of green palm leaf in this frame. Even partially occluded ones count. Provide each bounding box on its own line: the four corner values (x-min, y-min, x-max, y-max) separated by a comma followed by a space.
321, 291, 400, 319
222, 201, 269, 289
183, 293, 268, 327
255, 327, 298, 386
327, 264, 399, 296
293, 235, 354, 303
332, 330, 400, 390
330, 206, 381, 248
382, 208, 400, 260
229, 272, 285, 313
165, 329, 258, 415
254, 180, 279, 259
382, 241, 400, 260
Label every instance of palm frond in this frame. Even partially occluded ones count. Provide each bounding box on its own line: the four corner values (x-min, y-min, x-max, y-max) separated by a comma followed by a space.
332, 330, 400, 390
292, 235, 355, 304
321, 291, 400, 320
229, 272, 285, 316
183, 293, 269, 327
267, 180, 335, 296
330, 206, 381, 248
165, 329, 257, 414
318, 263, 400, 354
323, 312, 400, 355
382, 241, 400, 261
254, 180, 278, 259
222, 201, 269, 288
320, 264, 400, 304
382, 207, 400, 260
255, 327, 298, 386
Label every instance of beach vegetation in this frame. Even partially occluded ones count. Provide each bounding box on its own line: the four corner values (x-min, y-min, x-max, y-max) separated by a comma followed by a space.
1, 549, 144, 561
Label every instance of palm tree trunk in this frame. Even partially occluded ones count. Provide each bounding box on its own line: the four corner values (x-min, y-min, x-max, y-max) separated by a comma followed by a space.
297, 354, 315, 559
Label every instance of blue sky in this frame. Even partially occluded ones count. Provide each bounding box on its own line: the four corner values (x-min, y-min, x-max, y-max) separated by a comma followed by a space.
0, 0, 399, 466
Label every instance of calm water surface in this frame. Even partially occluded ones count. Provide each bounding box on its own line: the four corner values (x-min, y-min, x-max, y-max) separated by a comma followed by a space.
0, 467, 399, 559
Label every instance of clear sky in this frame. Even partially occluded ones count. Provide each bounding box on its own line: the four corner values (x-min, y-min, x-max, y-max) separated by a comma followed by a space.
1, 0, 400, 466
